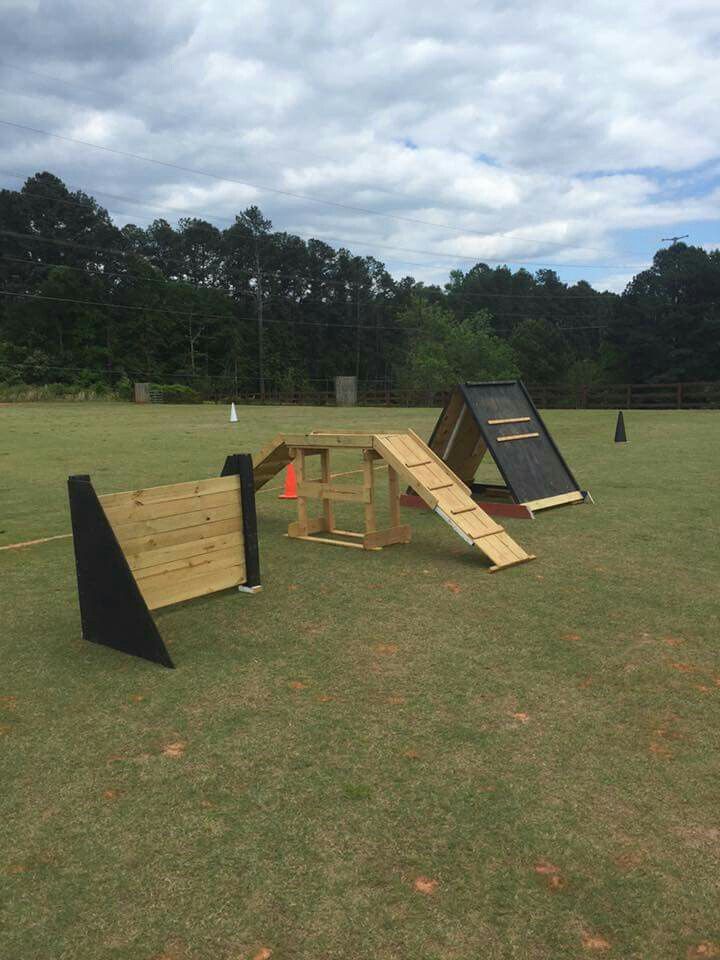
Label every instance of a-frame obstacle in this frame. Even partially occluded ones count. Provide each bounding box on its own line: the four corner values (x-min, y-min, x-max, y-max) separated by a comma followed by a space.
401, 381, 588, 519
253, 430, 535, 572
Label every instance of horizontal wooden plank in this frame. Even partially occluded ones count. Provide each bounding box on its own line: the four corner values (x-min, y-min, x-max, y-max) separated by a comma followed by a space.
287, 517, 327, 537
296, 481, 370, 503
110, 502, 241, 544
285, 533, 366, 550
127, 530, 244, 572
284, 433, 375, 449
524, 491, 585, 511
119, 516, 243, 557
363, 525, 412, 549
489, 553, 536, 573
496, 432, 540, 442
99, 474, 240, 509
142, 563, 246, 611
134, 545, 244, 584
487, 417, 531, 425
104, 487, 240, 525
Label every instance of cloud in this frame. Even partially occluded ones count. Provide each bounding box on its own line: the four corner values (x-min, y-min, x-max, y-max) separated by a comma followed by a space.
1, 0, 719, 287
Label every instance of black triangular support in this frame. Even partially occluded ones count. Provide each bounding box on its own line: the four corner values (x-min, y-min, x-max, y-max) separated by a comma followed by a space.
67, 475, 174, 668
221, 453, 261, 590
614, 411, 628, 443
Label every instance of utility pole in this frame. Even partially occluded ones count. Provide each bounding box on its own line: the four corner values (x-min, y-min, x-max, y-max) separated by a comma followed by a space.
354, 278, 361, 380
661, 234, 689, 244
254, 243, 265, 402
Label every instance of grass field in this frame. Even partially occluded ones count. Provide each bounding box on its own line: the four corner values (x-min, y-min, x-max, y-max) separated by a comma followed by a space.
1, 402, 719, 960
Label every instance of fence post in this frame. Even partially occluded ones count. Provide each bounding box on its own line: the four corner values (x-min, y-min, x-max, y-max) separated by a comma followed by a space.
626, 384, 632, 408
676, 382, 683, 408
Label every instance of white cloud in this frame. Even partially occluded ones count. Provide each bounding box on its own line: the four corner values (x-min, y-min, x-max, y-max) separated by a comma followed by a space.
1, 0, 719, 285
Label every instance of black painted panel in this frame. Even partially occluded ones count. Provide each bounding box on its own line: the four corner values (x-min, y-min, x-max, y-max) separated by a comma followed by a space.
461, 381, 580, 503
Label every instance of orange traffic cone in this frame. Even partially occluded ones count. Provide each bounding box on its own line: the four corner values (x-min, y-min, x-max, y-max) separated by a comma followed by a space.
278, 463, 297, 499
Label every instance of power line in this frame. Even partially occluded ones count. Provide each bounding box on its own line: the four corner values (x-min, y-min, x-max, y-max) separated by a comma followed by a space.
0, 182, 648, 274
0, 250, 613, 304
0, 289, 428, 332
0, 119, 651, 271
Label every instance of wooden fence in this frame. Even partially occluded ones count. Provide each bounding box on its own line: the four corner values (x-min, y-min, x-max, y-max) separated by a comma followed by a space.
527, 381, 720, 410
215, 379, 720, 409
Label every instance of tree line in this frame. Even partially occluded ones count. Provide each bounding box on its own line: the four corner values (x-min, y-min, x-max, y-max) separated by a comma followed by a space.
1, 171, 719, 399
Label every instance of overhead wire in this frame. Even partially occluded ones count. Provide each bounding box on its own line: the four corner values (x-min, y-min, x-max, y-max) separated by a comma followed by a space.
0, 118, 651, 271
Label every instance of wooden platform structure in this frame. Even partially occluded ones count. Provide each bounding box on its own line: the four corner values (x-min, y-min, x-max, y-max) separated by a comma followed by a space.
402, 381, 588, 519
253, 430, 534, 572
67, 454, 261, 668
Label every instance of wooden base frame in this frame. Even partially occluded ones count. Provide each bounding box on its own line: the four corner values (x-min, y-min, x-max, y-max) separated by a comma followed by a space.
286, 444, 412, 552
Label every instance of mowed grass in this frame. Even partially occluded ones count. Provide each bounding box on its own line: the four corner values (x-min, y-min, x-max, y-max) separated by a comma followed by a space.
1, 402, 719, 960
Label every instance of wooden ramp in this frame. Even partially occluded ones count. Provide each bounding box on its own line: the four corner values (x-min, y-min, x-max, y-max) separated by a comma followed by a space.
252, 434, 292, 491
373, 430, 534, 572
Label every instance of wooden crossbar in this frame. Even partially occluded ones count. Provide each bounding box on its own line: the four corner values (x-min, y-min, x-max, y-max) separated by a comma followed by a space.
487, 417, 531, 425
496, 432, 540, 442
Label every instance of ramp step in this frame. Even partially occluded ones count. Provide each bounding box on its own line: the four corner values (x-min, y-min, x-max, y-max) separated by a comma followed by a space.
472, 526, 505, 538
405, 459, 432, 468
450, 506, 477, 515
497, 432, 540, 442
487, 417, 531, 425
428, 482, 454, 491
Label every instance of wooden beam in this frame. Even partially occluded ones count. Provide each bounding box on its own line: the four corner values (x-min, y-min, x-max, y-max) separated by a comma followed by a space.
296, 481, 370, 503
320, 449, 334, 532
489, 554, 536, 573
487, 417, 531, 425
496, 432, 540, 442
523, 491, 585, 512
283, 433, 375, 448
363, 448, 377, 534
286, 534, 367, 550
363, 525, 412, 549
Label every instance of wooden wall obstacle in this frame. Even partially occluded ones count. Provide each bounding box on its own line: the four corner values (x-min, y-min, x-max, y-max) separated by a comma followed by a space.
402, 381, 588, 518
251, 431, 534, 572
67, 453, 261, 668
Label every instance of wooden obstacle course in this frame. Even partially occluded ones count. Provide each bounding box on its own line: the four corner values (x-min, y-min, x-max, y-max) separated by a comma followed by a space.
67, 453, 261, 668
284, 433, 411, 551
404, 381, 588, 518
253, 430, 534, 571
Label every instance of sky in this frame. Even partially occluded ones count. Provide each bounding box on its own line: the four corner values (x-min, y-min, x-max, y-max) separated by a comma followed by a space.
1, 0, 720, 293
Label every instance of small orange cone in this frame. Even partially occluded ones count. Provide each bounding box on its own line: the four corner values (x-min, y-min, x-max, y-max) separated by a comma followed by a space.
278, 463, 297, 499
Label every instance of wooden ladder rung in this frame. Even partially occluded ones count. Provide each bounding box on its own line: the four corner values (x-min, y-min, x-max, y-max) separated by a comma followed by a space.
487, 417, 531, 425
428, 482, 454, 491
450, 505, 477, 516
496, 432, 540, 442
405, 459, 432, 468
472, 526, 504, 539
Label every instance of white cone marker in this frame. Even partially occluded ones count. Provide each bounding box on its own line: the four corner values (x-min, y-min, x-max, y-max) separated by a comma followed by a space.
230, 402, 238, 423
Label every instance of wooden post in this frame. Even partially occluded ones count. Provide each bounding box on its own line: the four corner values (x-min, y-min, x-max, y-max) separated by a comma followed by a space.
388, 466, 401, 528
295, 448, 308, 535
320, 448, 334, 532
362, 448, 376, 536
677, 382, 683, 408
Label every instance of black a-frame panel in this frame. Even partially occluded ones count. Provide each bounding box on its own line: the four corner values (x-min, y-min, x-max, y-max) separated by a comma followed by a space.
460, 381, 581, 504
67, 475, 174, 668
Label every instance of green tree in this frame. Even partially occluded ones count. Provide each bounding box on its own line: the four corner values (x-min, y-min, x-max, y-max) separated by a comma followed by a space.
510, 318, 570, 384
395, 300, 518, 393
